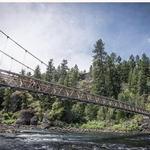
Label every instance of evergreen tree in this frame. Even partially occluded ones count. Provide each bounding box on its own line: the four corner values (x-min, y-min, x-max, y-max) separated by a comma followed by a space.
34, 65, 42, 79
27, 72, 32, 76
2, 88, 12, 112
130, 67, 139, 93
89, 65, 93, 78
84, 104, 98, 121
64, 72, 70, 87
128, 55, 136, 89
92, 39, 107, 96
71, 102, 85, 123
121, 60, 130, 83
106, 53, 122, 98
115, 55, 122, 98
138, 54, 150, 95
58, 59, 68, 85
69, 65, 79, 87
48, 99, 64, 121
45, 59, 54, 82
52, 66, 60, 82
20, 69, 25, 75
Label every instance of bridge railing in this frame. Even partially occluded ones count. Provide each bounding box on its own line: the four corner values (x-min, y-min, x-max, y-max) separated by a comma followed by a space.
0, 69, 149, 117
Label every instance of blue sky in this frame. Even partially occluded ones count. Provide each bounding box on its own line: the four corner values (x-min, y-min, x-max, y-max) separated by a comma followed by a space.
0, 3, 150, 72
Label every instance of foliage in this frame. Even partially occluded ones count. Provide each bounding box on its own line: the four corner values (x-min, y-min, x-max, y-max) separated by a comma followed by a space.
111, 119, 140, 132
29, 100, 43, 120
47, 99, 64, 121
71, 102, 85, 123
81, 120, 106, 129
1, 112, 17, 125
34, 65, 42, 79
45, 59, 55, 82
58, 59, 68, 85
84, 104, 98, 121
92, 39, 108, 96
0, 38, 149, 132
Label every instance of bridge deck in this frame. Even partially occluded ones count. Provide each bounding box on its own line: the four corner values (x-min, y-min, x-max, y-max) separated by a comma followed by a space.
0, 69, 149, 117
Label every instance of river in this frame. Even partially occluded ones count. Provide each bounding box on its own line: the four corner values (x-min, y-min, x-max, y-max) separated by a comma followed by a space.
0, 130, 150, 150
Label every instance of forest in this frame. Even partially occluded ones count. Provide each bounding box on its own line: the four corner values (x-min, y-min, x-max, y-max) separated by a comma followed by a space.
0, 39, 150, 132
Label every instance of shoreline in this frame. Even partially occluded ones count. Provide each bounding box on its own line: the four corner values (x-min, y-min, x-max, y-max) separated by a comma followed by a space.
0, 124, 148, 136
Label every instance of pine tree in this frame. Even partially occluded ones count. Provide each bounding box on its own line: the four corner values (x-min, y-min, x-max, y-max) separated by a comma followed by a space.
64, 72, 70, 87
106, 53, 121, 99
45, 59, 54, 82
106, 54, 115, 97
52, 66, 60, 82
2, 88, 12, 112
58, 59, 68, 85
130, 67, 139, 93
115, 55, 122, 98
128, 55, 136, 89
27, 72, 32, 76
34, 65, 42, 79
92, 39, 107, 96
138, 54, 150, 95
84, 104, 98, 121
71, 102, 85, 123
89, 65, 93, 78
121, 60, 130, 83
69, 65, 79, 87
20, 69, 25, 75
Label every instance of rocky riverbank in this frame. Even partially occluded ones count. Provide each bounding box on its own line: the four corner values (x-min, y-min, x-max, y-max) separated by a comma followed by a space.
1, 109, 150, 135
0, 123, 149, 136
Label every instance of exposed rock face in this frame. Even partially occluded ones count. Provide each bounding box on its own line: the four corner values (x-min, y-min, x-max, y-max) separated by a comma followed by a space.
139, 116, 150, 132
41, 113, 65, 129
41, 114, 51, 129
9, 91, 23, 112
30, 116, 39, 125
16, 109, 38, 125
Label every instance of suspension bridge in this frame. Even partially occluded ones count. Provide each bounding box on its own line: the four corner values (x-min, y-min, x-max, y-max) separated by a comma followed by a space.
0, 30, 150, 117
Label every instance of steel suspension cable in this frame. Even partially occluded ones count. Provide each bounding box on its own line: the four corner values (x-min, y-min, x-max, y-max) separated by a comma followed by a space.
0, 30, 48, 67
0, 49, 34, 72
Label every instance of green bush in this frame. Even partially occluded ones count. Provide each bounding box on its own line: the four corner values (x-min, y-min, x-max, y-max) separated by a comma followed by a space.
47, 100, 64, 121
112, 119, 139, 132
1, 112, 17, 125
81, 120, 106, 129
2, 119, 16, 125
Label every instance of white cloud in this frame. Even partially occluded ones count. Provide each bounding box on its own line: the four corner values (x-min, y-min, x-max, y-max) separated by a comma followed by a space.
0, 4, 102, 73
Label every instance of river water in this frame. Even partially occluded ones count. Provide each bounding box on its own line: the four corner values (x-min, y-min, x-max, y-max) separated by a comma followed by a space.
0, 130, 150, 150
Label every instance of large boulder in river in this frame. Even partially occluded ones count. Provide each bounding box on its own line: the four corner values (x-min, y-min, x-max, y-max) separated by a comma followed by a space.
16, 109, 35, 125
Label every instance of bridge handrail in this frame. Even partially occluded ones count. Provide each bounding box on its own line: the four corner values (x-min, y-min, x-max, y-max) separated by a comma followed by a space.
0, 69, 146, 109
0, 69, 149, 116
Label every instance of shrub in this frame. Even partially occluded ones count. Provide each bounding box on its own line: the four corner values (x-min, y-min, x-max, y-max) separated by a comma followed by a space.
81, 120, 106, 129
